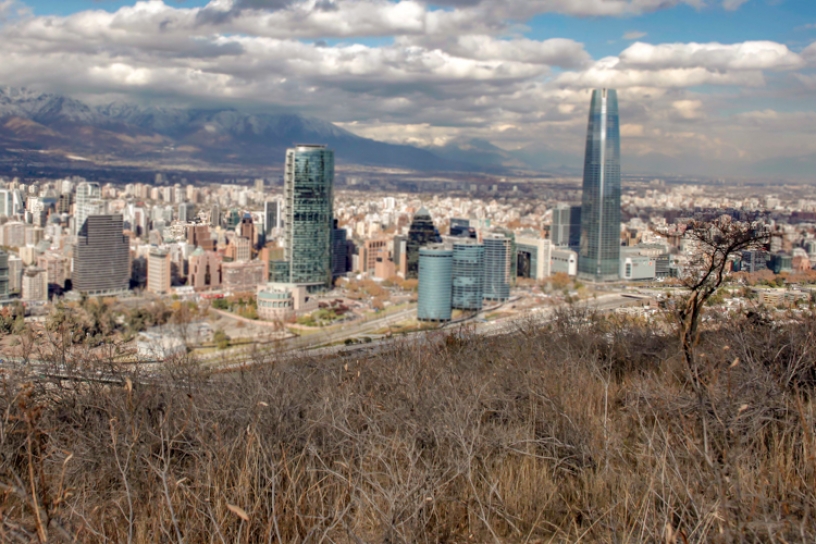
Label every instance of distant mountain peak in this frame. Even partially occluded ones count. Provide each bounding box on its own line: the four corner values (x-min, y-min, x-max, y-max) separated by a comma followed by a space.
0, 85, 464, 172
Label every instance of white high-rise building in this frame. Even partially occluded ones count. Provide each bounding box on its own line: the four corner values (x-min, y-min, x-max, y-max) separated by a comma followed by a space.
22, 266, 48, 302
0, 190, 13, 217
147, 248, 172, 295
74, 181, 103, 235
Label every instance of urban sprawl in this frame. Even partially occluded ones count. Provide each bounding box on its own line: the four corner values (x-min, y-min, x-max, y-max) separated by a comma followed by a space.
0, 89, 814, 362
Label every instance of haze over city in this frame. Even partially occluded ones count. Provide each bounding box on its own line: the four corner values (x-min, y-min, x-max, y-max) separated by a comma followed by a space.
0, 0, 814, 177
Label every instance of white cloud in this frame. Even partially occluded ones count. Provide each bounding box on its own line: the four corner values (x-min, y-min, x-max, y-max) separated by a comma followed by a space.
619, 41, 804, 71
555, 56, 767, 89
722, 0, 749, 11
623, 31, 647, 40
397, 35, 591, 68
0, 1, 811, 176
671, 99, 704, 120
803, 41, 816, 63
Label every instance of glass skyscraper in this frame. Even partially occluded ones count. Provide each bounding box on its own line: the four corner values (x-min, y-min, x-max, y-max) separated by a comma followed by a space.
578, 88, 622, 282
405, 208, 440, 279
482, 232, 512, 302
452, 240, 484, 311
284, 145, 334, 289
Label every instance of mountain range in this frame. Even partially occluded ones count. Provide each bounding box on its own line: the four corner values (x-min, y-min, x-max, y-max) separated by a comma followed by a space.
0, 87, 575, 174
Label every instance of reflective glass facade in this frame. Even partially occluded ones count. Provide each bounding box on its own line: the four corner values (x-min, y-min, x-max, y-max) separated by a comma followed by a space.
406, 208, 439, 279
578, 89, 621, 282
418, 246, 453, 322
482, 233, 512, 301
452, 241, 484, 311
284, 145, 334, 289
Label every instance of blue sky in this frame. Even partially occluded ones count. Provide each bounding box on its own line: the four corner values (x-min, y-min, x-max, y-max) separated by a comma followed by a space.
5, 0, 816, 177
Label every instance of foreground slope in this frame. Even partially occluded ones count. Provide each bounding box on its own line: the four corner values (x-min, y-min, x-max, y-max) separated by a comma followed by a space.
1, 309, 815, 542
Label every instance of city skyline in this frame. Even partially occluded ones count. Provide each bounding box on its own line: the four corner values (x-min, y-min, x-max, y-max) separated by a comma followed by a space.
0, 1, 813, 178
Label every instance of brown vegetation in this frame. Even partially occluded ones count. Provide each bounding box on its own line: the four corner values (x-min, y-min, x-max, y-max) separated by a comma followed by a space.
2, 305, 816, 542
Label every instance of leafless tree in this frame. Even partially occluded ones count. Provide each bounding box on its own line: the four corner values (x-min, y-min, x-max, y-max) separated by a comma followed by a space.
670, 217, 765, 378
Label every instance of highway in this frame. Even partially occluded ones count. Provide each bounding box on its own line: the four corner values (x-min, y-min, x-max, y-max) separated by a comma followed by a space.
213, 293, 651, 373
2, 293, 652, 381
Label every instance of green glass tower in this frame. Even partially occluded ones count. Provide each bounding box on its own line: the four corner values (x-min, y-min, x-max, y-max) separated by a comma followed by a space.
284, 145, 334, 289
578, 88, 621, 282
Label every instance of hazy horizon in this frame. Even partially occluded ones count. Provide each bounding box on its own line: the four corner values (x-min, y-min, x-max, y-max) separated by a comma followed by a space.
0, 0, 814, 179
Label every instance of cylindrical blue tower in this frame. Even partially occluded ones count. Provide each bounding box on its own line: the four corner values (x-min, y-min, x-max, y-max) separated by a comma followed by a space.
418, 246, 453, 322
452, 240, 484, 311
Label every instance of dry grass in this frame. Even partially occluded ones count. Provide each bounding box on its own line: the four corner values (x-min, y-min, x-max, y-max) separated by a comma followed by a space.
1, 309, 815, 542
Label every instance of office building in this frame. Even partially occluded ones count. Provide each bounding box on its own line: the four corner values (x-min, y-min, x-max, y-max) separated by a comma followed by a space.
361, 239, 389, 275
0, 250, 8, 300
769, 252, 793, 274
240, 214, 255, 243
452, 240, 484, 311
74, 181, 103, 235
516, 235, 552, 281
418, 245, 453, 322
147, 248, 172, 295
72, 215, 131, 296
284, 145, 334, 289
578, 88, 622, 282
406, 208, 439, 279
222, 260, 266, 294
741, 250, 768, 273
210, 203, 222, 228
8, 255, 22, 294
0, 190, 13, 217
22, 266, 48, 302
186, 224, 214, 251
482, 232, 513, 301
620, 247, 656, 281
551, 204, 582, 248
269, 260, 290, 283
264, 199, 282, 236
37, 253, 68, 290
188, 248, 222, 291
228, 236, 251, 262
178, 202, 195, 223
450, 218, 476, 239
1, 221, 25, 248
551, 248, 578, 276
331, 223, 349, 278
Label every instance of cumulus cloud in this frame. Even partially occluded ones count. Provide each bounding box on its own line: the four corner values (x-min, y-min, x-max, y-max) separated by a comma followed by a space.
397, 35, 591, 68
619, 41, 804, 71
803, 41, 816, 63
555, 56, 767, 89
0, 0, 810, 176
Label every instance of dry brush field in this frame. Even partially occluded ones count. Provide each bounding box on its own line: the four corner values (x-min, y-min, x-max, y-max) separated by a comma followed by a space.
1, 309, 816, 543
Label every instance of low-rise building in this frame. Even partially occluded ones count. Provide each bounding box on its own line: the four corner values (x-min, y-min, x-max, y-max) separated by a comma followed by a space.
222, 260, 266, 294
551, 248, 578, 276
256, 283, 315, 321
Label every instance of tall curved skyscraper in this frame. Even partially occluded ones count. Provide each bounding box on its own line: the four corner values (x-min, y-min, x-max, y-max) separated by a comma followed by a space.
283, 145, 334, 289
578, 88, 621, 282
